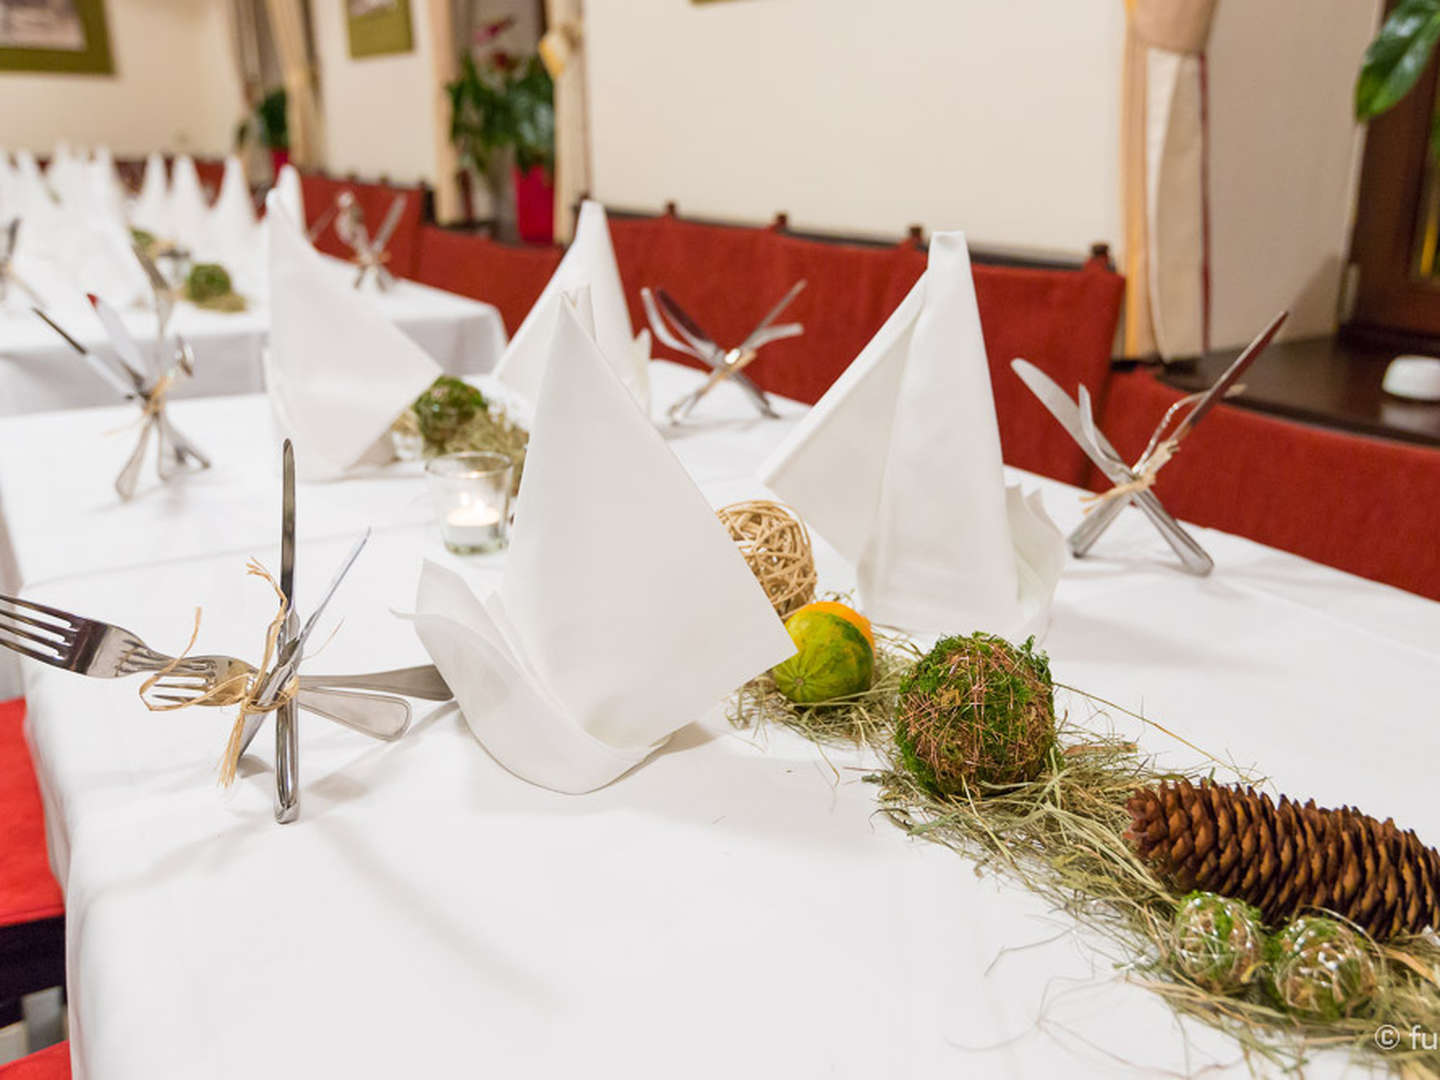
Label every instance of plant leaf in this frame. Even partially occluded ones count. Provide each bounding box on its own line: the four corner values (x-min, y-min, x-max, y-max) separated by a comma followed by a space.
1356, 0, 1440, 119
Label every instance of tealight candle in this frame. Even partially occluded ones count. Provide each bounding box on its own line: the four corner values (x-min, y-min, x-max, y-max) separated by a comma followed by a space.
425, 451, 514, 554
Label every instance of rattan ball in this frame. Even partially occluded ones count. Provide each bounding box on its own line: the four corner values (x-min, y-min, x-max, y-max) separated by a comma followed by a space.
716, 500, 817, 619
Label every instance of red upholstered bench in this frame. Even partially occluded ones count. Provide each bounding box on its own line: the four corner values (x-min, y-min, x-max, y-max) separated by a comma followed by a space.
412, 226, 563, 335
297, 173, 426, 280
608, 214, 1124, 486
0, 700, 64, 1006
1098, 369, 1440, 601
0, 1042, 69, 1079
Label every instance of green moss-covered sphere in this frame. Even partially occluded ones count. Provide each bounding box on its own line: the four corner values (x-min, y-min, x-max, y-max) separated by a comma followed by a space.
412, 376, 488, 445
185, 263, 233, 302
1269, 916, 1377, 1020
893, 633, 1055, 797
1171, 892, 1266, 994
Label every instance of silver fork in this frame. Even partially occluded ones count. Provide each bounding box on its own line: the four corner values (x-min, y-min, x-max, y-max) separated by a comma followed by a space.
0, 594, 419, 740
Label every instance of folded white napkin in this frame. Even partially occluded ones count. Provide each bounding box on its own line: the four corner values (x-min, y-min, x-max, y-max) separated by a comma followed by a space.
86, 146, 128, 225
761, 231, 1065, 641
271, 164, 305, 235
264, 194, 441, 480
168, 155, 209, 254
205, 156, 259, 290
495, 199, 650, 412
131, 152, 169, 237
410, 300, 794, 793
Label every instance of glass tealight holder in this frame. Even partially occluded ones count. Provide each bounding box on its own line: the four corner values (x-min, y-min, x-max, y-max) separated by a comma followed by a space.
425, 451, 514, 555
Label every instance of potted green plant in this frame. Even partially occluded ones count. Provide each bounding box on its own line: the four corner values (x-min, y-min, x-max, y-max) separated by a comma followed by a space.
1356, 0, 1440, 150
447, 21, 556, 243
237, 87, 290, 178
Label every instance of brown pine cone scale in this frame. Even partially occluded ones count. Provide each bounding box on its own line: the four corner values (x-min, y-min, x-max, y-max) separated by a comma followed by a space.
1125, 779, 1440, 941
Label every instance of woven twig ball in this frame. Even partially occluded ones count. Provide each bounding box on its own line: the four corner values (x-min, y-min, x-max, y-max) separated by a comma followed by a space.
716, 500, 816, 619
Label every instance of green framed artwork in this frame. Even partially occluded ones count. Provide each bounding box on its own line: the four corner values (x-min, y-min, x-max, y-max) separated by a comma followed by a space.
346, 0, 413, 59
0, 0, 113, 75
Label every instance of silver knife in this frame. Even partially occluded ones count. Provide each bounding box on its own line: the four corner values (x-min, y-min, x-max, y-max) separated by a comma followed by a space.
1011, 360, 1213, 574
274, 440, 300, 823
1067, 310, 1288, 558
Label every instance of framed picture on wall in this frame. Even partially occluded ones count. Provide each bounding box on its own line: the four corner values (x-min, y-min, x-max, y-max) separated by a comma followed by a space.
0, 0, 113, 74
346, 0, 413, 58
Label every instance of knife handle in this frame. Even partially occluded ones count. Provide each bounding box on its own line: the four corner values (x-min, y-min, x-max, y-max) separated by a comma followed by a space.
1069, 488, 1213, 575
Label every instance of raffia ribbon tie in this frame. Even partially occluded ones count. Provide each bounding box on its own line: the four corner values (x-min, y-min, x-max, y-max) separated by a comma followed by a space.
1080, 438, 1179, 512
138, 559, 299, 786
352, 248, 391, 271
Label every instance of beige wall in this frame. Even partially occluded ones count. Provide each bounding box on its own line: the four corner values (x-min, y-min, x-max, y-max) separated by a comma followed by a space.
586, 0, 1126, 259
310, 0, 445, 184
0, 0, 244, 157
1206, 0, 1380, 347
585, 0, 1383, 347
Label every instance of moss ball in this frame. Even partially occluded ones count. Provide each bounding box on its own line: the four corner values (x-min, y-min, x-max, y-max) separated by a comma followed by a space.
412, 376, 488, 445
1269, 916, 1377, 1020
185, 263, 232, 302
893, 632, 1055, 797
1171, 892, 1266, 994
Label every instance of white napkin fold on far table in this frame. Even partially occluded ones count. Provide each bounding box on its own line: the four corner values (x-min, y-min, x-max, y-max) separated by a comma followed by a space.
263, 193, 441, 480
271, 164, 305, 234
131, 152, 169, 237
205, 156, 259, 291
410, 300, 794, 793
168, 154, 209, 254
761, 231, 1065, 641
495, 199, 651, 413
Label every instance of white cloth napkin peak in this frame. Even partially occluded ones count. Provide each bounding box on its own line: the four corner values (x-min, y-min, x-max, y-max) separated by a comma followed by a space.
495, 199, 649, 412
271, 164, 305, 235
205, 155, 259, 289
167, 154, 209, 254
131, 152, 169, 237
264, 194, 441, 479
410, 300, 794, 793
761, 231, 1064, 640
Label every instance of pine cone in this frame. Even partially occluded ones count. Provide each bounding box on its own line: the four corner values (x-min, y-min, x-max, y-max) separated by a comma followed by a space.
1125, 779, 1440, 941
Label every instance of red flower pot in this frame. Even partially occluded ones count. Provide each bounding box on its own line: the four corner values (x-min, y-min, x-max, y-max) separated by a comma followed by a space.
513, 164, 554, 245
270, 148, 291, 177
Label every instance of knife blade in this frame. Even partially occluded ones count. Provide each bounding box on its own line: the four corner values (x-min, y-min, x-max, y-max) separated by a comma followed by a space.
655, 289, 722, 362
1168, 310, 1287, 446
87, 293, 154, 387
371, 195, 407, 254
640, 288, 704, 360
274, 438, 300, 822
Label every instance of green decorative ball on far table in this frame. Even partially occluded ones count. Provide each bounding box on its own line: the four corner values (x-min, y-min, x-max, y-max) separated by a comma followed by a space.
1269, 916, 1378, 1020
185, 263, 233, 303
413, 376, 488, 445
1170, 892, 1266, 994
893, 632, 1055, 798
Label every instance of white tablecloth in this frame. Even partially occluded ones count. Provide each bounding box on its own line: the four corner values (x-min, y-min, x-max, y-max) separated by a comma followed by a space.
0, 256, 506, 416
4, 363, 1440, 1078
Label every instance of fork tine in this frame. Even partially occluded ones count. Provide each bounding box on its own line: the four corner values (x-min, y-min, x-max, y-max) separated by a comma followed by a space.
0, 616, 70, 652
0, 593, 81, 629
151, 694, 198, 704
0, 632, 65, 666
0, 603, 75, 641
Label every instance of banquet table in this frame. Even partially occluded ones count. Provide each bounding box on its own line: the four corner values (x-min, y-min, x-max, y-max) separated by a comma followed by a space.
3, 361, 1440, 1078
0, 255, 506, 416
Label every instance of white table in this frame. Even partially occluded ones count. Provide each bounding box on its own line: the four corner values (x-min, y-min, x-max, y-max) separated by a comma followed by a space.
0, 256, 506, 416
5, 363, 1440, 1078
